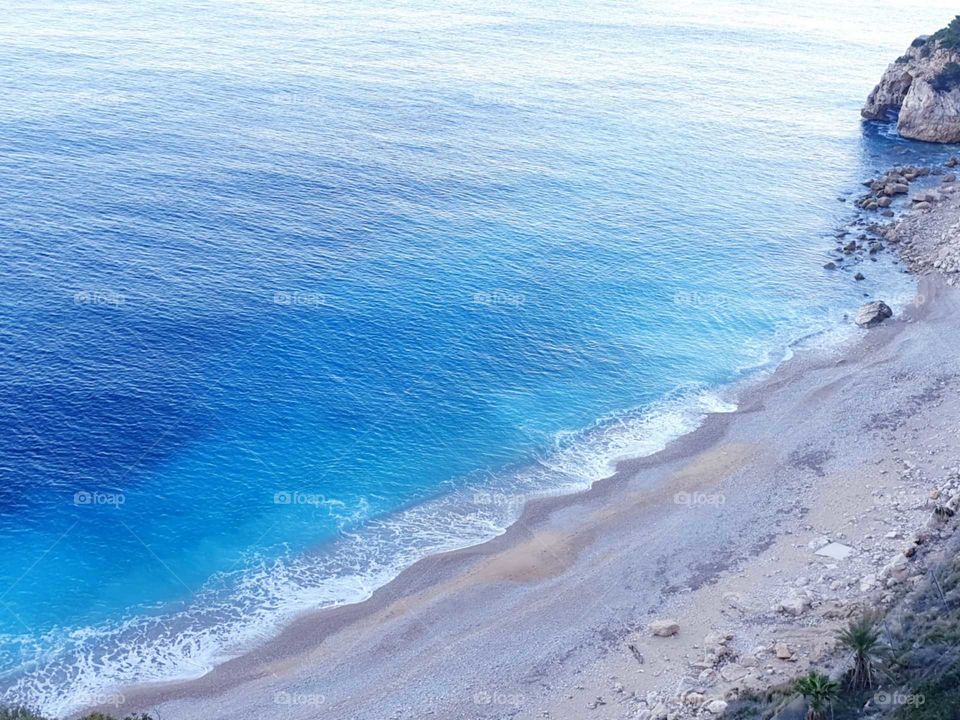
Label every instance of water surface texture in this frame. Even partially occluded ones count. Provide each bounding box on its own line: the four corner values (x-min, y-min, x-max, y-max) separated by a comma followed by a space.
0, 0, 956, 713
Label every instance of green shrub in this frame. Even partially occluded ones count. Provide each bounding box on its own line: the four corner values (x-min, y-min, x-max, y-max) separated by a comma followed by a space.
837, 612, 886, 690
0, 709, 48, 720
932, 16, 960, 51
931, 62, 960, 93
0, 709, 154, 720
794, 672, 840, 720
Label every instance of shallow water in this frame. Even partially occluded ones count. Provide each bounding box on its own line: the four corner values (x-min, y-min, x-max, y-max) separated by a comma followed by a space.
0, 0, 957, 713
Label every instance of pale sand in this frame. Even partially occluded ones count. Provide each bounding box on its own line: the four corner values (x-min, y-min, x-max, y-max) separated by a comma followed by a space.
101, 190, 960, 720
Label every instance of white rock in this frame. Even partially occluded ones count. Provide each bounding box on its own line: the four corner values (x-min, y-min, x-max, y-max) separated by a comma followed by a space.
777, 594, 810, 616
650, 619, 680, 637
815, 542, 855, 560
705, 699, 728, 715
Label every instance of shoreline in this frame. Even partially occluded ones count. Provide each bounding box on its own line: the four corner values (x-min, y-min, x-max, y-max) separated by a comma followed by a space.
103, 169, 960, 719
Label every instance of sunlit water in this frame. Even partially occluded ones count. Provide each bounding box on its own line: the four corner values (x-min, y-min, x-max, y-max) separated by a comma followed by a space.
0, 0, 957, 714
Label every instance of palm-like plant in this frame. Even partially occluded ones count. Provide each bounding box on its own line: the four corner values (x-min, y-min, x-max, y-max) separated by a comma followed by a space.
837, 613, 885, 689
795, 672, 840, 720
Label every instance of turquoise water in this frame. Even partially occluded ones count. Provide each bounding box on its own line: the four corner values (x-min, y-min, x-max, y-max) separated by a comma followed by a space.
0, 0, 955, 713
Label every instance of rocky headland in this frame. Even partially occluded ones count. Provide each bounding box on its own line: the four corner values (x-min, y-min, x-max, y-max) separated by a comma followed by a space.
863, 16, 960, 142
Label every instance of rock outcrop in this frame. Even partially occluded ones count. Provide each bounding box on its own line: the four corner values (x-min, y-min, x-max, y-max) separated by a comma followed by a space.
855, 301, 893, 328
863, 18, 960, 143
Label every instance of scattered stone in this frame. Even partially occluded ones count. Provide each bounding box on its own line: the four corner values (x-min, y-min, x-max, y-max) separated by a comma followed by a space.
944, 172, 957, 182
775, 642, 792, 660
854, 272, 866, 281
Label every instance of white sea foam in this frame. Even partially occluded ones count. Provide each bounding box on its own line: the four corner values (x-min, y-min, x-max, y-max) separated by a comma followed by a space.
0, 383, 743, 717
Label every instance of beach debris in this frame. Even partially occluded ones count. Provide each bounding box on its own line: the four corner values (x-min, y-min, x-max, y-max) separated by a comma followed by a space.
649, 619, 680, 637
855, 301, 893, 328
815, 542, 856, 560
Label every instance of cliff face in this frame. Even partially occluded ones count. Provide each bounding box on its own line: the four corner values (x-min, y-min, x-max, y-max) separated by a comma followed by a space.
863, 19, 960, 143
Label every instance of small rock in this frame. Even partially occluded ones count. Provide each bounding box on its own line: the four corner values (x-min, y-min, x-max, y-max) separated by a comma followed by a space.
777, 594, 810, 616
854, 272, 866, 281
650, 619, 680, 637
775, 642, 792, 660
705, 699, 728, 715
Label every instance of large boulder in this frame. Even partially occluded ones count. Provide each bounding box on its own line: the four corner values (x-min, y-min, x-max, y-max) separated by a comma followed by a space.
855, 301, 893, 328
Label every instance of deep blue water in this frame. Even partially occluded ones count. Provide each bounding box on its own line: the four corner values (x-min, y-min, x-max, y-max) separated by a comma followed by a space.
0, 0, 958, 713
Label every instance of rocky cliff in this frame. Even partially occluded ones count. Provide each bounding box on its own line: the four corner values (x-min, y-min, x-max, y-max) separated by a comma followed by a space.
863, 17, 960, 143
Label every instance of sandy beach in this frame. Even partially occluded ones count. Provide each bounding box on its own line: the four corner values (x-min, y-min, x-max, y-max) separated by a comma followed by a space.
96, 172, 960, 720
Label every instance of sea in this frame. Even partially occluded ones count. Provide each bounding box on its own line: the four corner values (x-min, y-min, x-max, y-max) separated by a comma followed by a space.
0, 0, 957, 714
